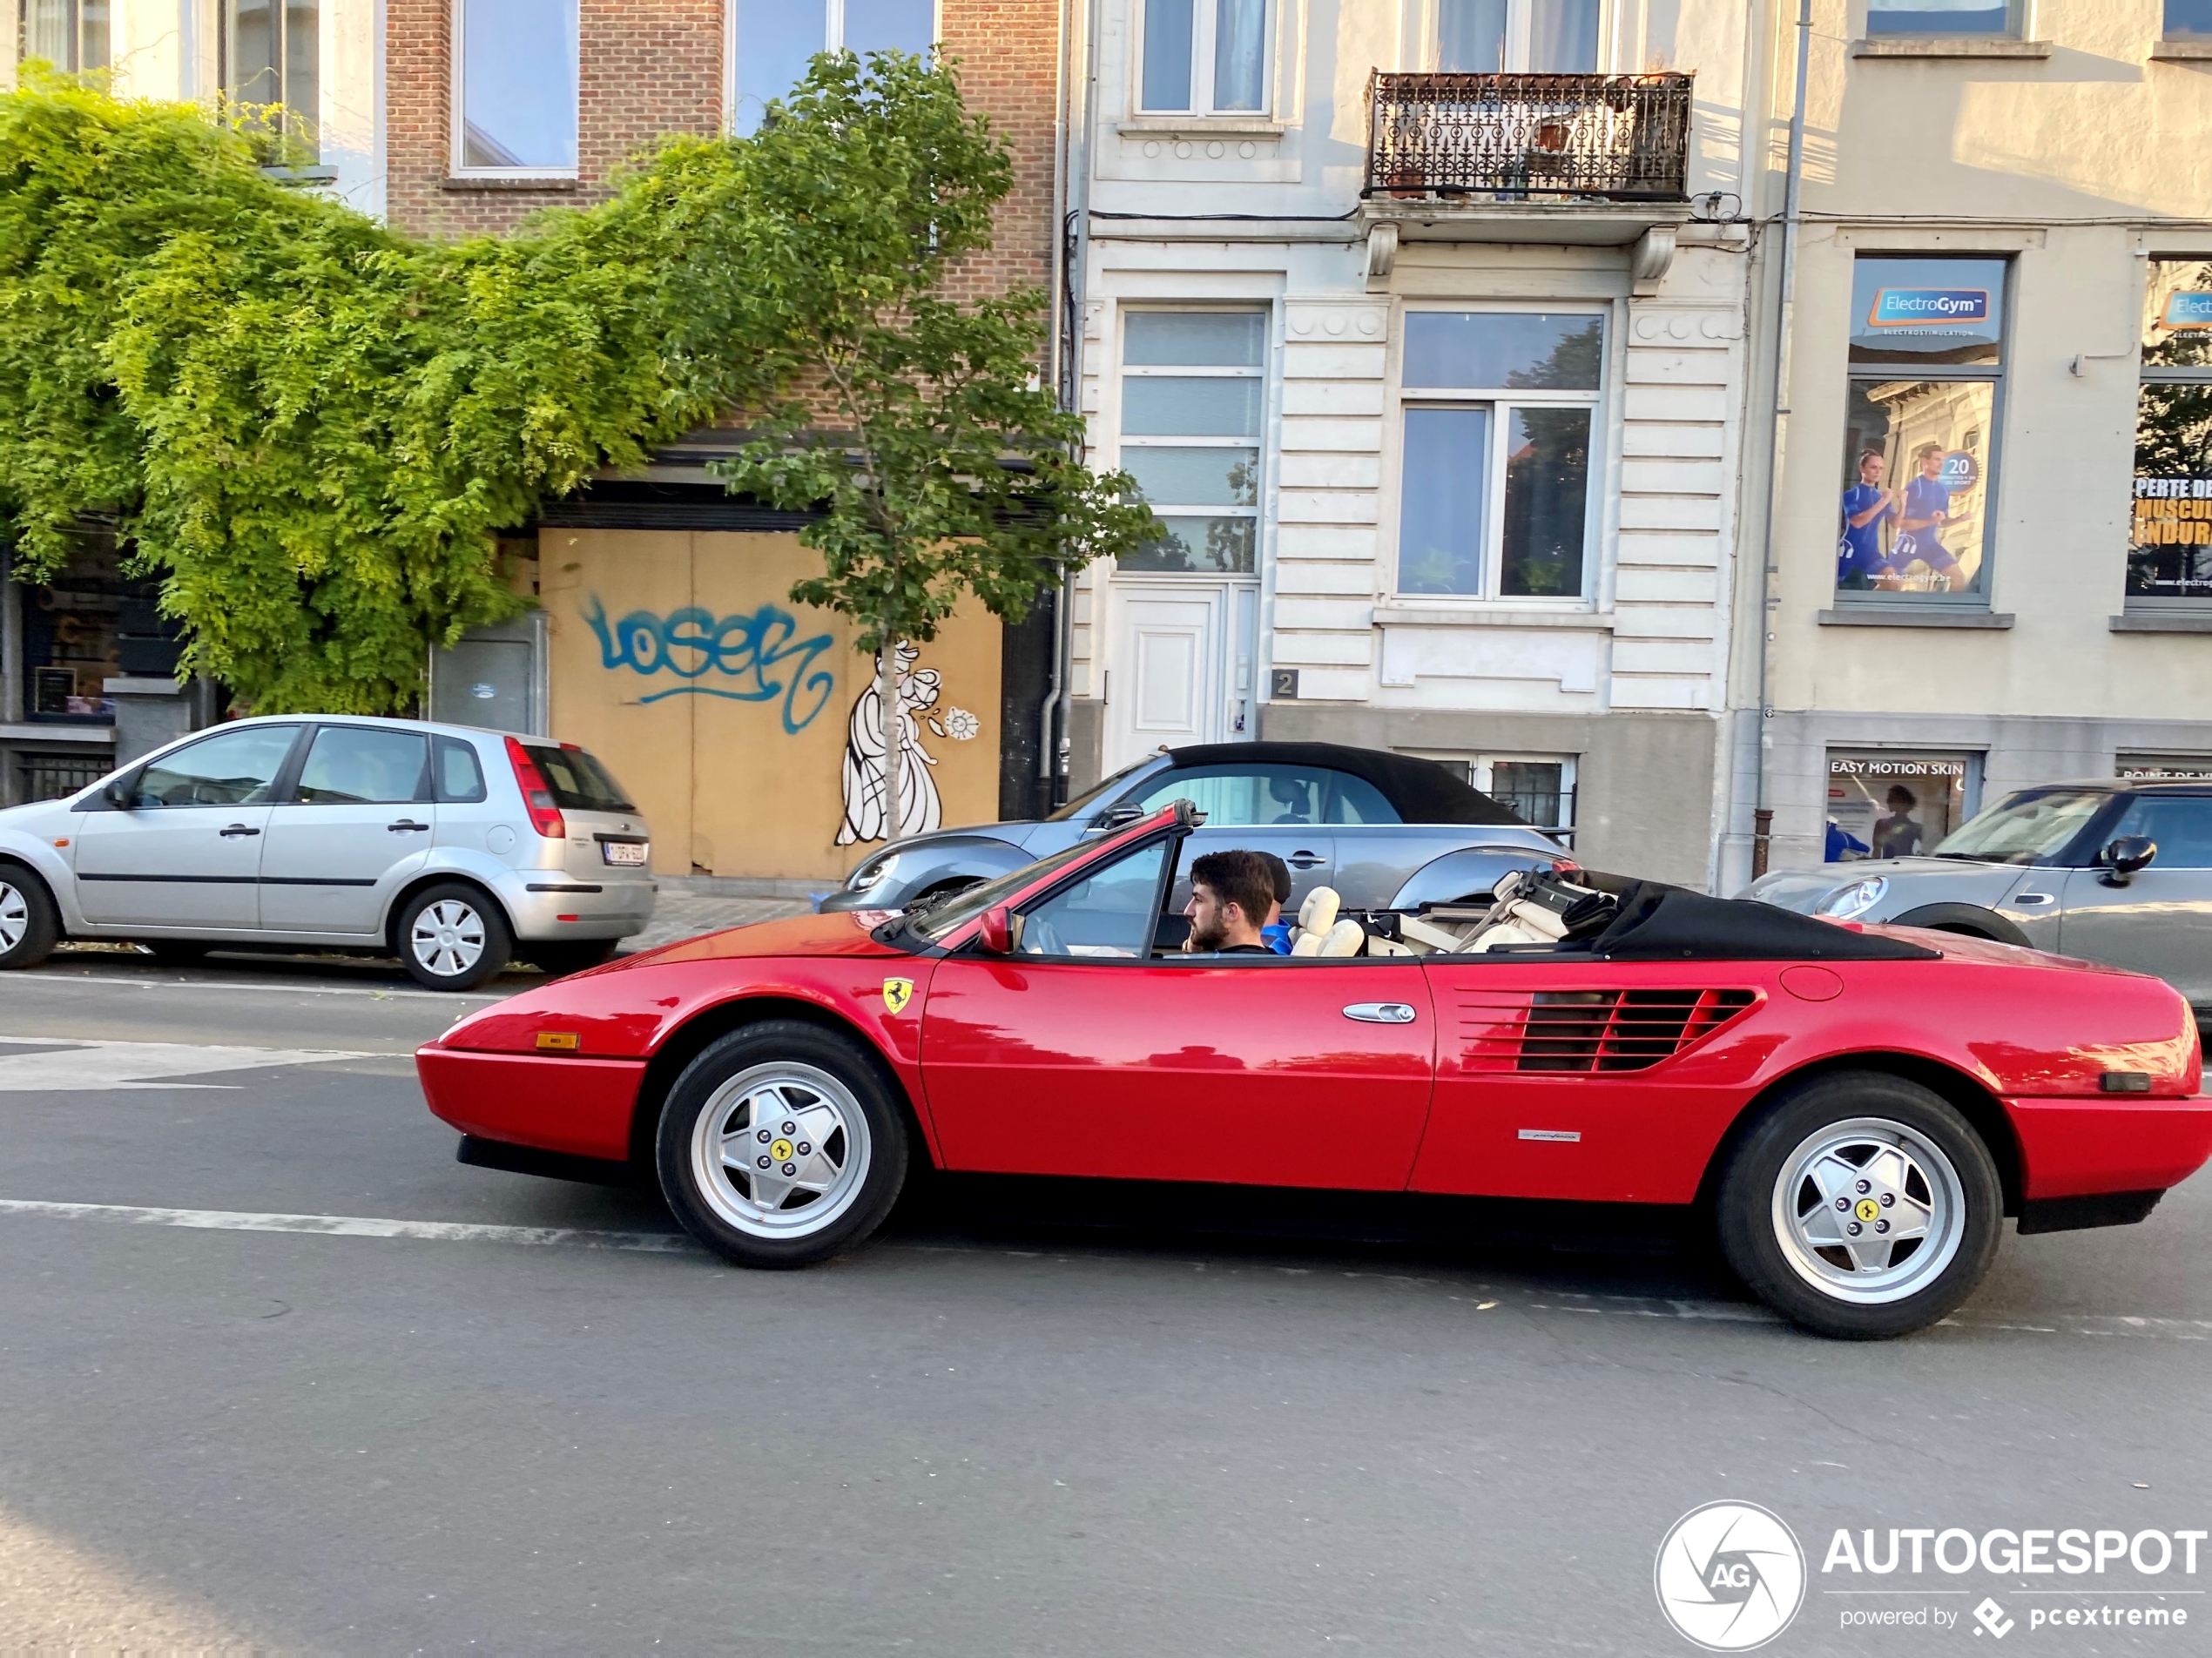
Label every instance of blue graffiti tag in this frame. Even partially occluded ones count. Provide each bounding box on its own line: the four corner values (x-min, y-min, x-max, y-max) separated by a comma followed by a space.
582, 595, 838, 734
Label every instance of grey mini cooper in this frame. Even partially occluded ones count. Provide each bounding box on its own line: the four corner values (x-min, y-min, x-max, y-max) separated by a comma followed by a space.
1743, 778, 2212, 1011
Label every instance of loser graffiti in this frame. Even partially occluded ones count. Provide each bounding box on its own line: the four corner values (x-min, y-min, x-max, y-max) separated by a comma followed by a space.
582, 596, 837, 733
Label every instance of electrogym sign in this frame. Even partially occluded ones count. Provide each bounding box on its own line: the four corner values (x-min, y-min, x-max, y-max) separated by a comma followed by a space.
2161, 291, 2212, 331
1866, 287, 1991, 328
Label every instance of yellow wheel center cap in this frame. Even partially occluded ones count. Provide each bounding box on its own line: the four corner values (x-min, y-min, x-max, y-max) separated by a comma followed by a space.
1855, 1197, 1882, 1223
772, 1138, 794, 1161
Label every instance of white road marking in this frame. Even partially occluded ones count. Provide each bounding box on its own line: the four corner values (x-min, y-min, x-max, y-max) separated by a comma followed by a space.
11, 973, 511, 1002
0, 1038, 373, 1091
0, 1199, 2204, 1340
0, 1199, 696, 1252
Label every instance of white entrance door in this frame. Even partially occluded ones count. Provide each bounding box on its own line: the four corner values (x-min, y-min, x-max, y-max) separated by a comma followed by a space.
1102, 582, 1257, 772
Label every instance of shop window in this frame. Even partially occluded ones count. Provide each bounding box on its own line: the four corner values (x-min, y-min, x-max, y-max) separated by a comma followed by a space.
1397, 310, 1602, 601
2118, 753, 2212, 781
1433, 0, 1599, 72
1836, 256, 2006, 605
20, 0, 106, 71
1865, 0, 2021, 37
227, 0, 320, 161
2127, 258, 2212, 607
1824, 751, 1975, 863
22, 541, 125, 725
2169, 1, 2212, 38
1116, 309, 1266, 574
452, 0, 579, 173
732, 0, 937, 134
1138, 0, 1271, 115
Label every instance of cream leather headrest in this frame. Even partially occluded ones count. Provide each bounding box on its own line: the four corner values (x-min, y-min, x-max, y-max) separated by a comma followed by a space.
1297, 886, 1340, 934
1317, 917, 1366, 958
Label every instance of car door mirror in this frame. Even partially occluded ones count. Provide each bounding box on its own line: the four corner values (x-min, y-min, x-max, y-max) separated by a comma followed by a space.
1089, 803, 1144, 832
2100, 835, 2158, 885
975, 905, 1023, 955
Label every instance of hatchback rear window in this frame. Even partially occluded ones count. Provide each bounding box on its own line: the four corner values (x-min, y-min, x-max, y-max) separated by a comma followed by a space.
523, 745, 636, 812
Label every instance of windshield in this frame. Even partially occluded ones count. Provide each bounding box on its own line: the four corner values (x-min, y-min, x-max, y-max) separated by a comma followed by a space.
1932, 789, 2110, 866
911, 839, 1121, 940
1042, 758, 1157, 822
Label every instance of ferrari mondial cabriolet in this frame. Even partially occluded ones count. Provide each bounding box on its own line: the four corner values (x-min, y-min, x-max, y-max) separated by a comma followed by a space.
416, 804, 2212, 1339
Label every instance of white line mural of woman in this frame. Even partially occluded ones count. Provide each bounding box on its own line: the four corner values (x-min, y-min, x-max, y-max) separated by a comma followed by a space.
836, 641, 981, 845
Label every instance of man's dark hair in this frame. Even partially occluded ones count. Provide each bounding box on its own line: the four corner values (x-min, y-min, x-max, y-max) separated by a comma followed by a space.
1189, 849, 1275, 926
1256, 851, 1291, 907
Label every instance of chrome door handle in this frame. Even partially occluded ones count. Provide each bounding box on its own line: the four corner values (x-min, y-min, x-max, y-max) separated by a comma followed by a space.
388, 819, 431, 832
1343, 1002, 1416, 1024
2013, 893, 2055, 907
1288, 853, 1326, 869
218, 823, 260, 838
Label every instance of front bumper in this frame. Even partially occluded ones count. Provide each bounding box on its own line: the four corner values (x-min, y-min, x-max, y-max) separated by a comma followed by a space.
417, 1045, 645, 1162
496, 872, 658, 941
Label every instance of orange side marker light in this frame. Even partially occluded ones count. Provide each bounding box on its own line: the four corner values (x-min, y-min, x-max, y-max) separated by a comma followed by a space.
536, 1032, 581, 1052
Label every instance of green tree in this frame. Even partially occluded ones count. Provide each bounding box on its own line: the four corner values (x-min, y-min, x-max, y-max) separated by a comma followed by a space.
708, 51, 1154, 841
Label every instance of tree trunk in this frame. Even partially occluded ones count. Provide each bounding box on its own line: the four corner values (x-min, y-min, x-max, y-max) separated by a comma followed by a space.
877, 634, 903, 846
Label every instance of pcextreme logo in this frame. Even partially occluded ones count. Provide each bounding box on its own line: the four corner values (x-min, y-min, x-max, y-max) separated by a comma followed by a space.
1656, 1502, 1808, 1651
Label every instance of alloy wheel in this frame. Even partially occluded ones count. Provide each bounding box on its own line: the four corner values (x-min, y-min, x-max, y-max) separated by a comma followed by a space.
410, 900, 486, 978
1770, 1115, 1968, 1306
0, 882, 25, 954
688, 1062, 872, 1240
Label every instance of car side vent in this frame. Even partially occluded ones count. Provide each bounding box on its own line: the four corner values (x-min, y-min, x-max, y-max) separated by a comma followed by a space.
1453, 988, 1757, 1074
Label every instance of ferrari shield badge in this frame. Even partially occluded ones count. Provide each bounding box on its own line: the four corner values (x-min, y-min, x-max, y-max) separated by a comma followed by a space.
881, 977, 915, 1015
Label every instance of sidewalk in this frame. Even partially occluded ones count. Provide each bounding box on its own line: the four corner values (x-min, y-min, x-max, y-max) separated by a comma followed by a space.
620, 880, 818, 954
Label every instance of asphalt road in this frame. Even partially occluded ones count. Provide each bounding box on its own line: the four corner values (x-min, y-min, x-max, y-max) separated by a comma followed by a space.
0, 950, 2207, 1655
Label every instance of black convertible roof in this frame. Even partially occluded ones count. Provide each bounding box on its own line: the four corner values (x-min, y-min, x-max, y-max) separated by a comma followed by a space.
1582, 876, 1940, 962
1168, 742, 1523, 826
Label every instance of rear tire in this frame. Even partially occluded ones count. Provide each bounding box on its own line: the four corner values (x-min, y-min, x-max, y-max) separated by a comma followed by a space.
0, 866, 59, 970
656, 1021, 909, 1269
394, 883, 512, 991
528, 940, 622, 977
1716, 1071, 2001, 1339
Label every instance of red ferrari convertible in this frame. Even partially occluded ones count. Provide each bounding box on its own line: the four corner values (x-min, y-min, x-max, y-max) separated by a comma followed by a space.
416, 804, 2211, 1338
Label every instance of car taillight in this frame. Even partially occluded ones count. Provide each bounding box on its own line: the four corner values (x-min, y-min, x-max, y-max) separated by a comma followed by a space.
504, 737, 566, 839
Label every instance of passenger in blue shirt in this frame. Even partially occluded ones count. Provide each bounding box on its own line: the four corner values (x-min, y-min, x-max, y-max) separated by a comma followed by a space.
1838, 448, 1900, 590
1892, 443, 1968, 590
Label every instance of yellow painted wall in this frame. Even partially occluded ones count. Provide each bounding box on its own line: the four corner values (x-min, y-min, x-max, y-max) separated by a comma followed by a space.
539, 530, 1004, 881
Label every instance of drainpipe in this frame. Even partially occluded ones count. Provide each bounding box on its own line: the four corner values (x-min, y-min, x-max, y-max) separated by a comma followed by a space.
1035, 0, 1078, 818
1750, 0, 1812, 880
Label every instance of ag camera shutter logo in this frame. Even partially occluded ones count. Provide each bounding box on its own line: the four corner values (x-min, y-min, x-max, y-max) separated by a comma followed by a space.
1656, 1502, 1807, 1651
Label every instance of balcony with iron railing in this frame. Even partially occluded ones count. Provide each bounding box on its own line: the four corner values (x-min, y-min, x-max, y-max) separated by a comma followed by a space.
1358, 71, 1696, 278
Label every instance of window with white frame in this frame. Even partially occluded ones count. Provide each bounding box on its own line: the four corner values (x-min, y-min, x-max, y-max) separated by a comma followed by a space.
1408, 751, 1578, 832
1395, 310, 1603, 600
1433, 0, 1601, 72
1116, 310, 1267, 575
454, 0, 579, 174
1865, 0, 2022, 37
21, 0, 106, 71
732, 0, 937, 135
227, 0, 320, 161
1137, 0, 1271, 115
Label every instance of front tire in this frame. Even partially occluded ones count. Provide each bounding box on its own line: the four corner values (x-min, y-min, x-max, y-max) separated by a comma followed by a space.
394, 883, 512, 991
656, 1021, 909, 1268
1716, 1071, 2001, 1339
0, 866, 59, 970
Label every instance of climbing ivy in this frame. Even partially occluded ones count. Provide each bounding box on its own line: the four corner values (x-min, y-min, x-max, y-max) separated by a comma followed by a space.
0, 55, 1143, 715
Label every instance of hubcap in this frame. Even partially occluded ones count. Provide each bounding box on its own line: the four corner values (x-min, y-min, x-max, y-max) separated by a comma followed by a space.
689, 1062, 870, 1240
410, 900, 485, 977
0, 881, 25, 953
1771, 1116, 1967, 1305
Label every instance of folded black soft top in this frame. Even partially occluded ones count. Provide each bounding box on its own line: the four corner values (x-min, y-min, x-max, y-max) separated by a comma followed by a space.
1576, 874, 1942, 962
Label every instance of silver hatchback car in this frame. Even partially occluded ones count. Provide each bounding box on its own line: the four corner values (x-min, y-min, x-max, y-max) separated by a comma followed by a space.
1743, 778, 2212, 1012
0, 715, 655, 989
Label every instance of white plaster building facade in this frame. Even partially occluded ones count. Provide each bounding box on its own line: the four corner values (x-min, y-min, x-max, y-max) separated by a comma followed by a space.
1064, 0, 1762, 886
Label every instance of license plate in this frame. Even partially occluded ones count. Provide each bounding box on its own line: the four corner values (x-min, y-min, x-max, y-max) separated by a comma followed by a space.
601, 840, 648, 866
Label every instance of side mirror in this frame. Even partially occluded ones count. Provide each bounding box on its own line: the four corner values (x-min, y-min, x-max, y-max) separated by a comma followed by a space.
2101, 835, 2157, 885
1089, 804, 1143, 832
976, 905, 1022, 954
